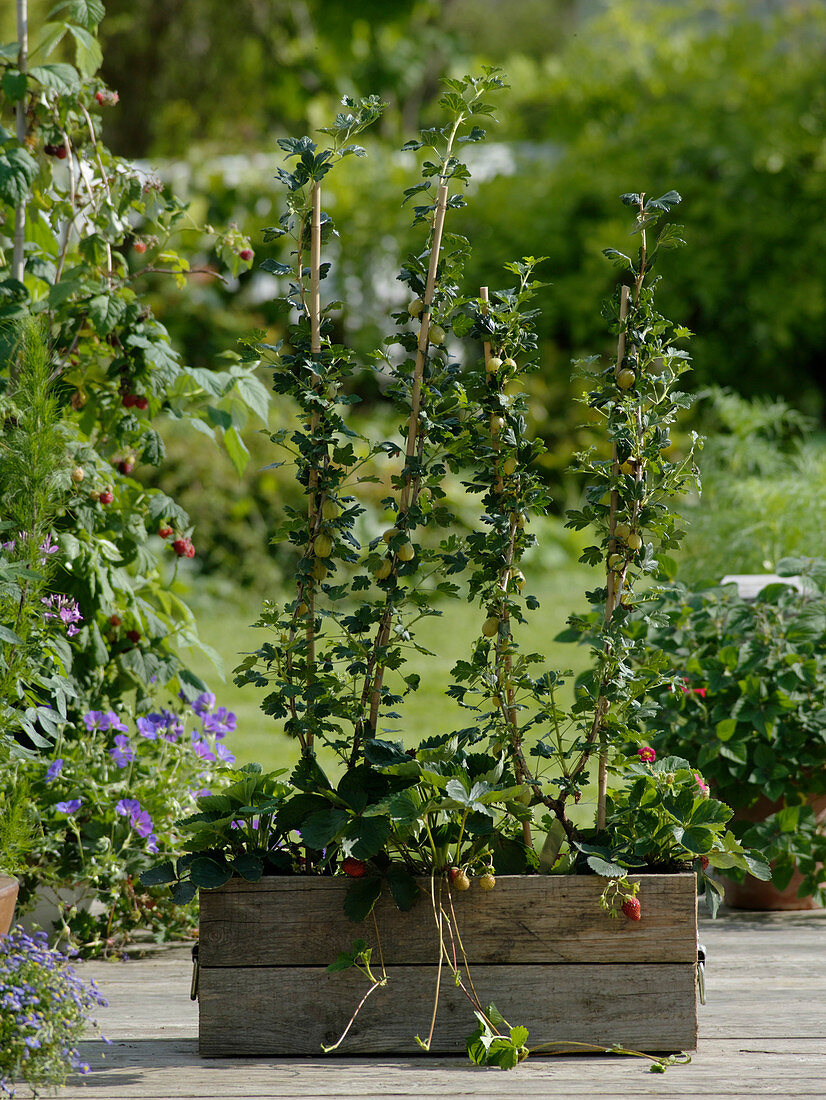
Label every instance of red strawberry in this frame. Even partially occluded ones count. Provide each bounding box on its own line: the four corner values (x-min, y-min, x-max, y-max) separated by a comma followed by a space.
158, 525, 173, 539
621, 897, 641, 921
342, 857, 367, 878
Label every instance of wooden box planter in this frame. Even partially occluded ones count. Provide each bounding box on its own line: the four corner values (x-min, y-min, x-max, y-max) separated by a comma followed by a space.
197, 873, 698, 1056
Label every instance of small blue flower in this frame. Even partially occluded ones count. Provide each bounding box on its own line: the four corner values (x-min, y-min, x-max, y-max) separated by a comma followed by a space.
45, 758, 63, 783
55, 799, 82, 814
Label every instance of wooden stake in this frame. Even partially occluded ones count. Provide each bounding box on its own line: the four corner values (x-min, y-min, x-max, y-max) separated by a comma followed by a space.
304, 180, 322, 751
399, 182, 450, 514
596, 283, 631, 830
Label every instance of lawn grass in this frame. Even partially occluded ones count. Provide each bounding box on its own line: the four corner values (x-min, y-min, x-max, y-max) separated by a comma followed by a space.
180, 554, 596, 782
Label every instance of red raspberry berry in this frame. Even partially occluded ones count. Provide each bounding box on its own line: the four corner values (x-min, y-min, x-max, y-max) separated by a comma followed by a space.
99, 489, 114, 505
55, 145, 67, 160
158, 525, 173, 539
126, 629, 141, 644
95, 91, 106, 104
172, 538, 188, 557
109, 614, 122, 627
185, 541, 195, 558
135, 396, 148, 410
133, 241, 147, 254
342, 857, 367, 878
700, 856, 710, 871
122, 393, 136, 408
621, 897, 641, 921
239, 248, 254, 262
117, 459, 134, 475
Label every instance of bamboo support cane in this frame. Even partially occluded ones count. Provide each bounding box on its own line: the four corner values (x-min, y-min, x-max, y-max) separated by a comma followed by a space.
596, 282, 631, 830
304, 180, 323, 750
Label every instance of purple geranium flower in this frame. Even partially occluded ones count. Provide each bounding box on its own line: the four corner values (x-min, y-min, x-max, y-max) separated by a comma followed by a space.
115, 798, 141, 818
104, 710, 128, 733
45, 758, 63, 783
191, 738, 216, 762
116, 798, 156, 846
84, 710, 110, 732
202, 706, 237, 738
109, 734, 135, 768
192, 691, 216, 718
215, 743, 235, 764
56, 799, 82, 814
136, 716, 159, 740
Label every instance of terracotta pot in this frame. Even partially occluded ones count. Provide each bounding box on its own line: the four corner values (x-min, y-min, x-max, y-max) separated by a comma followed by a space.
721, 794, 826, 911
0, 875, 19, 935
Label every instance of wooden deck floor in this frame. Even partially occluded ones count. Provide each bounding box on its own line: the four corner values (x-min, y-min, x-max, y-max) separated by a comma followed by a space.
51, 907, 825, 1099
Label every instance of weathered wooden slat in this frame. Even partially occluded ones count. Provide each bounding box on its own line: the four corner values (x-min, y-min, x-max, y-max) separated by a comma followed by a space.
198, 874, 697, 966
198, 962, 697, 1056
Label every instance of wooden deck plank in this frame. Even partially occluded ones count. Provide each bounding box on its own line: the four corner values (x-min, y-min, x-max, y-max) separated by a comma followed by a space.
43, 907, 826, 1098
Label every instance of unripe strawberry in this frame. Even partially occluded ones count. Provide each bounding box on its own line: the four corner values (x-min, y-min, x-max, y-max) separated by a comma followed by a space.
479, 873, 496, 891
342, 857, 367, 878
449, 868, 471, 891
99, 489, 114, 505
239, 248, 254, 262
158, 525, 173, 539
133, 240, 147, 254
71, 466, 85, 484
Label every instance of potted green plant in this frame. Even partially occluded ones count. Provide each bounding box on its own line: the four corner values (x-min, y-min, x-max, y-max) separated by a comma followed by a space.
642, 557, 826, 910
145, 77, 767, 1067
0, 779, 38, 936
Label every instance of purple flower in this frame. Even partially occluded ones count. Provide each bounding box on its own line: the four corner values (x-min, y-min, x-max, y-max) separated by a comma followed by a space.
104, 710, 128, 733
192, 788, 211, 799
84, 710, 110, 732
203, 706, 236, 737
191, 738, 216, 762
1, 538, 15, 553
109, 734, 135, 768
45, 758, 63, 783
146, 833, 159, 854
56, 799, 82, 814
136, 716, 159, 740
41, 593, 83, 635
192, 691, 216, 717
215, 742, 235, 764
115, 798, 141, 818
131, 809, 154, 838
38, 533, 59, 565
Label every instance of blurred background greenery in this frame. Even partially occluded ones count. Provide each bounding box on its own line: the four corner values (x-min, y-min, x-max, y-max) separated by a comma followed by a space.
7, 0, 824, 767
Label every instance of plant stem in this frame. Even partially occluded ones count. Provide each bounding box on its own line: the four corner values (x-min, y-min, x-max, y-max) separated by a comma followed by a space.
12, 0, 28, 288
304, 180, 322, 753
